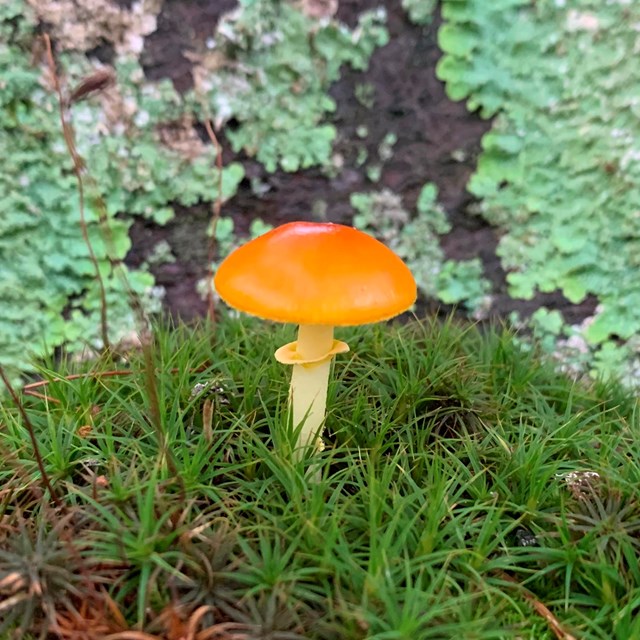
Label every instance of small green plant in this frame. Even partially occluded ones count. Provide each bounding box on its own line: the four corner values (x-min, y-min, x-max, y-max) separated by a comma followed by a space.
561, 473, 640, 580
402, 0, 438, 25
0, 512, 88, 636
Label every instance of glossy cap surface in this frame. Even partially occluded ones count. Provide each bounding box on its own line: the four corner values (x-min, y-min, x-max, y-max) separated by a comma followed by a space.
214, 221, 417, 325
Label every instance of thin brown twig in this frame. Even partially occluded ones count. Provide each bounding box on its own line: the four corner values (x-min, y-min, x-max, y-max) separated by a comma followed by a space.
0, 367, 62, 508
495, 571, 578, 640
203, 119, 224, 323
23, 390, 62, 404
57, 64, 138, 342
43, 34, 111, 354
202, 398, 214, 444
139, 332, 174, 475
185, 605, 216, 640
21, 364, 209, 403
103, 632, 160, 640
196, 622, 252, 640
23, 369, 139, 392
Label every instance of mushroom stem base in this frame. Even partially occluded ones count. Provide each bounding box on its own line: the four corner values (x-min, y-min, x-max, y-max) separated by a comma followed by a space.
290, 358, 332, 455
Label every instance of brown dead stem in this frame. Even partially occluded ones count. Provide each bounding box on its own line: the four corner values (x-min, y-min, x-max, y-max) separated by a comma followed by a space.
495, 571, 578, 640
43, 34, 111, 354
21, 365, 208, 403
0, 367, 61, 508
203, 119, 224, 323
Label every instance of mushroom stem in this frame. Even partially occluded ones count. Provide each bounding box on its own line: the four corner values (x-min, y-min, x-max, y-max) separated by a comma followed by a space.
274, 324, 349, 463
290, 324, 335, 456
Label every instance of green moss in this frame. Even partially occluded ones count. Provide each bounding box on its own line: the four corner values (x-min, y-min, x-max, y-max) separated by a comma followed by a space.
2, 317, 638, 637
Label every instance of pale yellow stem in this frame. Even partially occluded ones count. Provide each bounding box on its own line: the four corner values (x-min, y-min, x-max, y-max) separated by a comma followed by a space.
295, 324, 335, 361
291, 324, 334, 454
274, 324, 349, 461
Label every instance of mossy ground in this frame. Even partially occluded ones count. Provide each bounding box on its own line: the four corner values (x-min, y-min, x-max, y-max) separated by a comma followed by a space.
1, 316, 639, 639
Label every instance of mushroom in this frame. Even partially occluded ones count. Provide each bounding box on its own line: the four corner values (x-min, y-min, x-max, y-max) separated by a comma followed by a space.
214, 221, 416, 461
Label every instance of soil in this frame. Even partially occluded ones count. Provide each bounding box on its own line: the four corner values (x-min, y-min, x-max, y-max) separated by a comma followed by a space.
128, 0, 598, 325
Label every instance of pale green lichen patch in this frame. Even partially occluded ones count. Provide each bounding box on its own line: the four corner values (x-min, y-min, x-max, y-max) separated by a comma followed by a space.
402, 0, 437, 25
438, 0, 640, 381
188, 0, 389, 172
0, 2, 243, 374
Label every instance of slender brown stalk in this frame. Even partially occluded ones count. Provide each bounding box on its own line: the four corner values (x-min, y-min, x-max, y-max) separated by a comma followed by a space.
23, 369, 136, 392
495, 571, 577, 640
139, 331, 172, 472
203, 119, 224, 322
202, 399, 213, 444
41, 36, 183, 484
0, 367, 61, 508
43, 34, 111, 353
21, 364, 207, 403
22, 390, 62, 404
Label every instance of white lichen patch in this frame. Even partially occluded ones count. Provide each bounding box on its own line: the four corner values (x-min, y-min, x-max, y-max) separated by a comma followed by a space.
566, 10, 600, 32
26, 0, 162, 56
558, 470, 601, 501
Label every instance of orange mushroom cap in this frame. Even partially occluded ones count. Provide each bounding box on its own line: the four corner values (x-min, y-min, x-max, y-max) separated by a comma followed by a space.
214, 221, 417, 326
